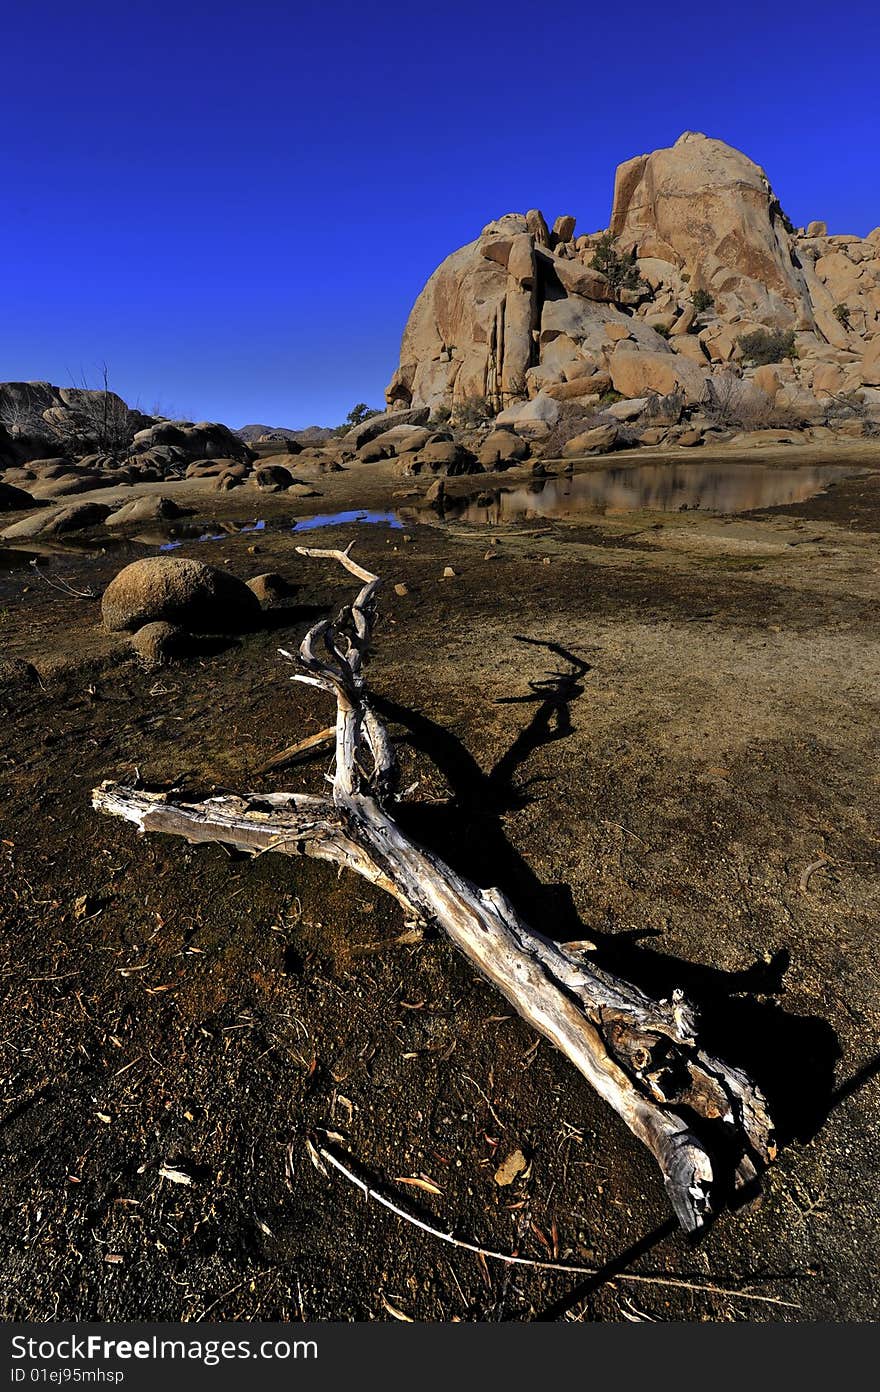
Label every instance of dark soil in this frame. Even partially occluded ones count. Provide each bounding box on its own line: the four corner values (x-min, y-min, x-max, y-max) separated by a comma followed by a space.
1, 448, 879, 1322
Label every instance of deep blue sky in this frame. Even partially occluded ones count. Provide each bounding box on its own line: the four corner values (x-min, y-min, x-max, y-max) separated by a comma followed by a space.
3, 0, 878, 428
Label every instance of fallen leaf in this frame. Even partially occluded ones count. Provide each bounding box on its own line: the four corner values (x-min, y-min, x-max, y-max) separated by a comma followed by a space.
394, 1176, 442, 1196
158, 1165, 193, 1186
381, 1295, 413, 1322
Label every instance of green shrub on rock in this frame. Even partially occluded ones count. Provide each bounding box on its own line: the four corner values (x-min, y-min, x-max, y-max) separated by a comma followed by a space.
737, 328, 797, 366
589, 234, 642, 294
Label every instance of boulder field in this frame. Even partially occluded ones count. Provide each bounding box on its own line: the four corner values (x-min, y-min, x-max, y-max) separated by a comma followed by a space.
385, 132, 880, 433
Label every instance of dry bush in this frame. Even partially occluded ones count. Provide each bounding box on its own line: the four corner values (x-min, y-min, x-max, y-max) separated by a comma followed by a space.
702, 372, 801, 430
541, 402, 616, 457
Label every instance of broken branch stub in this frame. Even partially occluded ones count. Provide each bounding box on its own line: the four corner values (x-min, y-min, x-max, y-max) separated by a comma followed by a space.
92, 542, 774, 1232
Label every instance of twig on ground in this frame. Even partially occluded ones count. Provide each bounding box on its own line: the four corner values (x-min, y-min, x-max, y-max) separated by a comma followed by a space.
799, 856, 829, 894
29, 559, 97, 599
312, 1138, 800, 1309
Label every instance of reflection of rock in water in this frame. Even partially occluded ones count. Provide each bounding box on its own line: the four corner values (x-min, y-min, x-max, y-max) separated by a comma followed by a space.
450, 464, 857, 523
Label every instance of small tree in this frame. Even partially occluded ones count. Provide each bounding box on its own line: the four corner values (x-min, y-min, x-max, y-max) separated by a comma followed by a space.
0, 385, 48, 441
344, 403, 381, 428
589, 233, 642, 295
453, 396, 494, 428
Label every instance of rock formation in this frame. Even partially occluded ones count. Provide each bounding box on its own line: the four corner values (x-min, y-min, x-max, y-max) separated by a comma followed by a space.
386, 133, 880, 431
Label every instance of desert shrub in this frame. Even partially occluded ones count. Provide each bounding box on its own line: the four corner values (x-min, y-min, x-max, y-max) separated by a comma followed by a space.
429, 405, 452, 427
643, 386, 685, 425
599, 389, 624, 405
833, 303, 852, 330
769, 198, 797, 236
737, 328, 797, 366
691, 289, 714, 315
589, 233, 642, 294
702, 372, 800, 430
823, 390, 866, 420
540, 403, 615, 458
654, 324, 671, 338
453, 396, 494, 428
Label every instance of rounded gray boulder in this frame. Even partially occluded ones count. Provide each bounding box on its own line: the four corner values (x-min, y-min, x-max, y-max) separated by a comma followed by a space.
102, 556, 261, 634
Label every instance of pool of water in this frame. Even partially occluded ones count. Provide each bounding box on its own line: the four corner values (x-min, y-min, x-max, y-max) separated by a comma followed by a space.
0, 509, 405, 570
443, 462, 864, 524
0, 466, 864, 573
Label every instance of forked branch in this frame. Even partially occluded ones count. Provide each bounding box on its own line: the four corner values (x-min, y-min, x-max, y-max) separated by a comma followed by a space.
93, 544, 775, 1232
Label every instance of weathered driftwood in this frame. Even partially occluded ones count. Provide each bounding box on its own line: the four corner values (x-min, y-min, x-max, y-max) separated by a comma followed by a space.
93, 543, 775, 1232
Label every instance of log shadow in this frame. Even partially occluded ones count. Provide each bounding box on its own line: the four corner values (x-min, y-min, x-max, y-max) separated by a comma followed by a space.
375, 637, 841, 1162
258, 602, 331, 633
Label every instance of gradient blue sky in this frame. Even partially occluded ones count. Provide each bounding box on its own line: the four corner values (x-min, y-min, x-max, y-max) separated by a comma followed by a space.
3, 0, 878, 428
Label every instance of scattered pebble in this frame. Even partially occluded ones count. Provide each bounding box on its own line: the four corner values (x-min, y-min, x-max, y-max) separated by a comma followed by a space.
494, 1148, 527, 1187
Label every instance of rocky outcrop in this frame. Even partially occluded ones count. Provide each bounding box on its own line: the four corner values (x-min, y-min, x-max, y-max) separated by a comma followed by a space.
1, 501, 110, 541
386, 133, 880, 433
609, 132, 814, 328
130, 419, 251, 463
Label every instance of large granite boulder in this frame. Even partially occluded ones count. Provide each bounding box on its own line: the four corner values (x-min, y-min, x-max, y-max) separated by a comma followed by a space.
609, 131, 814, 328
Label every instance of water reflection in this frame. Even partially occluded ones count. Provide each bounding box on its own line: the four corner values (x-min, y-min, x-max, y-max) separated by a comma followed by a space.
291, 509, 403, 532
447, 463, 861, 524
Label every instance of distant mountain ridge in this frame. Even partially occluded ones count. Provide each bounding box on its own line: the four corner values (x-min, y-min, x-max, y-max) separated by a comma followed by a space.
237, 424, 334, 444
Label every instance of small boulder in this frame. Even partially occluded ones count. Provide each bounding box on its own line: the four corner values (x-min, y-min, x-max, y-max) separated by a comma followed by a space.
677, 428, 703, 447
405, 441, 480, 476
606, 397, 649, 421
0, 656, 40, 689
50, 501, 112, 535
130, 622, 189, 664
561, 423, 619, 457
342, 408, 430, 452
31, 473, 103, 499
105, 495, 190, 526
0, 481, 36, 511
102, 557, 261, 634
477, 430, 531, 468
356, 441, 389, 463
552, 215, 576, 243
254, 463, 295, 490
610, 345, 708, 403
246, 572, 290, 607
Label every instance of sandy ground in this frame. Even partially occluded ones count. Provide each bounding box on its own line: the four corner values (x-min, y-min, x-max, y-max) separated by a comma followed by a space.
1, 444, 879, 1321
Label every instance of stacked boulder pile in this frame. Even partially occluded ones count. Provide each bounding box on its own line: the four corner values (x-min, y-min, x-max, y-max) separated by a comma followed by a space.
0, 408, 347, 539
385, 133, 880, 454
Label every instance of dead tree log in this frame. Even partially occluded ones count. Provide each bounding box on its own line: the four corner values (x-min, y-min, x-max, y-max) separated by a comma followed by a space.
93, 543, 775, 1232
